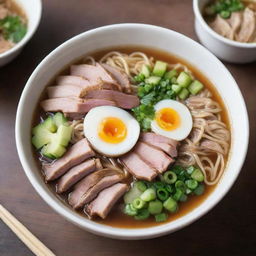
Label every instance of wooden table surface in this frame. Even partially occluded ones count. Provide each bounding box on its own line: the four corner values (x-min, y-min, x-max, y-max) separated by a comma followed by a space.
0, 0, 255, 255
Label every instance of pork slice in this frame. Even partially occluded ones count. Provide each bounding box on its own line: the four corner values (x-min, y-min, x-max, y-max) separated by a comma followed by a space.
141, 140, 177, 158
209, 14, 233, 40
85, 89, 139, 109
140, 133, 178, 157
200, 139, 224, 155
70, 64, 117, 85
68, 169, 118, 208
43, 138, 95, 181
73, 174, 123, 209
86, 183, 128, 219
40, 97, 116, 113
236, 8, 256, 42
101, 63, 131, 93
120, 153, 157, 181
236, 8, 255, 42
56, 75, 120, 91
56, 159, 102, 193
140, 132, 178, 148
134, 142, 174, 173
47, 85, 86, 98
226, 11, 243, 38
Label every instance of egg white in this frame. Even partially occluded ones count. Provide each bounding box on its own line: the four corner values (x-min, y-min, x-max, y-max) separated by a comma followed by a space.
84, 106, 140, 157
151, 99, 193, 141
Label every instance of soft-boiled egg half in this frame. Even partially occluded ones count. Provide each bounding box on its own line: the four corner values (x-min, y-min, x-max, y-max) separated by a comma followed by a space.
84, 106, 140, 156
151, 99, 193, 141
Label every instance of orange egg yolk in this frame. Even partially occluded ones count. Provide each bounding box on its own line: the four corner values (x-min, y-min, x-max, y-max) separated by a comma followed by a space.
98, 117, 127, 144
156, 108, 181, 131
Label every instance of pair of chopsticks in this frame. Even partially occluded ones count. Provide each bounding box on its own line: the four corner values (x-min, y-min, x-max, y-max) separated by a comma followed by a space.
0, 204, 56, 256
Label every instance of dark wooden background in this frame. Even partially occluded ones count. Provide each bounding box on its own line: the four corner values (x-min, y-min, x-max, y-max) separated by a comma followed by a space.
0, 0, 255, 255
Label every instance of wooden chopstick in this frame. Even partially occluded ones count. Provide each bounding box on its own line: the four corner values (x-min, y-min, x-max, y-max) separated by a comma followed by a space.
0, 204, 55, 256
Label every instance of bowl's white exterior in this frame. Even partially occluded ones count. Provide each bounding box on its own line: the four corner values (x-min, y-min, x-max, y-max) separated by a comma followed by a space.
0, 0, 42, 67
15, 24, 249, 240
193, 0, 256, 64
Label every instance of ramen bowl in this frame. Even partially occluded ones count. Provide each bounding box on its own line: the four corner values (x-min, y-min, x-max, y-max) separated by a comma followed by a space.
15, 24, 249, 239
0, 0, 42, 67
193, 0, 256, 64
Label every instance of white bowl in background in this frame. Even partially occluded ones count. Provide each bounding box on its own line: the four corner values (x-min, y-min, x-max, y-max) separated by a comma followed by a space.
193, 0, 256, 64
0, 0, 42, 67
15, 24, 249, 239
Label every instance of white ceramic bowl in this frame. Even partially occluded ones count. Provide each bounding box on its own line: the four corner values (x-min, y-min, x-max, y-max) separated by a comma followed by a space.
0, 0, 42, 67
15, 24, 249, 240
193, 0, 256, 63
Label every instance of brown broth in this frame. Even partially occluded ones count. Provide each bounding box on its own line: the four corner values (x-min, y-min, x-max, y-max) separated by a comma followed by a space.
32, 46, 230, 229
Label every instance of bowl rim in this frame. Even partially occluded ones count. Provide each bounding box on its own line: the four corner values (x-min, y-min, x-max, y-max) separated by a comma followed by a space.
193, 0, 256, 48
0, 0, 42, 58
15, 23, 249, 239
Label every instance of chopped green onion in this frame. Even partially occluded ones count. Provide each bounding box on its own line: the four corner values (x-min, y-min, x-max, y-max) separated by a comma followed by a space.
175, 181, 187, 193
136, 181, 148, 192
152, 61, 167, 77
148, 200, 163, 215
153, 181, 165, 189
188, 80, 204, 95
186, 166, 195, 175
171, 84, 182, 94
124, 204, 138, 216
163, 197, 178, 212
165, 184, 174, 194
191, 169, 204, 182
185, 179, 198, 190
163, 171, 177, 184
140, 64, 151, 78
177, 72, 192, 88
194, 184, 205, 196
156, 187, 169, 201
178, 88, 190, 100
132, 198, 146, 209
173, 189, 183, 201
164, 69, 177, 80
220, 10, 231, 19
145, 76, 161, 85
140, 188, 156, 202
155, 212, 168, 222
134, 209, 150, 220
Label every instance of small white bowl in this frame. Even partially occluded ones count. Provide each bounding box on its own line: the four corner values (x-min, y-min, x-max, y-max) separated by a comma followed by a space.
15, 24, 249, 239
0, 0, 42, 67
193, 0, 256, 63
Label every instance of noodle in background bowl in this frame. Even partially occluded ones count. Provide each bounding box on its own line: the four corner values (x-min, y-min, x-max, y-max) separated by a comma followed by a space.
15, 24, 249, 239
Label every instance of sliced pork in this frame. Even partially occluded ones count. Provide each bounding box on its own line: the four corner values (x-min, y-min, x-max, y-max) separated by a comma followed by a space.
140, 132, 178, 147
209, 15, 233, 39
140, 132, 178, 157
47, 85, 86, 98
72, 174, 123, 209
70, 63, 117, 85
236, 7, 256, 42
86, 183, 128, 219
56, 75, 120, 91
40, 97, 116, 114
134, 142, 174, 173
120, 153, 157, 181
101, 64, 131, 92
43, 138, 95, 181
56, 159, 102, 193
68, 169, 122, 209
85, 89, 139, 109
